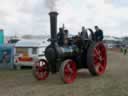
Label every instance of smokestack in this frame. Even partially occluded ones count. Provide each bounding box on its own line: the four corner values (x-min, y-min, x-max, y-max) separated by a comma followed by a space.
49, 11, 58, 43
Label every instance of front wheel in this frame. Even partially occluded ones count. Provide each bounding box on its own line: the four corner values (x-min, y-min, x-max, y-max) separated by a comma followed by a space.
87, 42, 107, 76
33, 59, 49, 80
59, 59, 77, 84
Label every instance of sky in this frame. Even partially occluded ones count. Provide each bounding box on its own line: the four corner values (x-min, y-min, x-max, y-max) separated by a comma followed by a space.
0, 0, 128, 37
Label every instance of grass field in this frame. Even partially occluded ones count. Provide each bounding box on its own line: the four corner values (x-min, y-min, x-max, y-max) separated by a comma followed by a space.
0, 51, 128, 96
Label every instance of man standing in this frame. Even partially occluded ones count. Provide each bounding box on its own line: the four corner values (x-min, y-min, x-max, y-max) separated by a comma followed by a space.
57, 28, 65, 46
94, 26, 104, 41
124, 46, 127, 55
81, 26, 88, 40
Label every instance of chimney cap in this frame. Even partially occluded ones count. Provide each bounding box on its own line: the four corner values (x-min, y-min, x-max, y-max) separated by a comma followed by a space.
49, 11, 58, 15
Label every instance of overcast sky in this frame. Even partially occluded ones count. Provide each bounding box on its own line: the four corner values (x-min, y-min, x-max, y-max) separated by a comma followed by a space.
0, 0, 128, 37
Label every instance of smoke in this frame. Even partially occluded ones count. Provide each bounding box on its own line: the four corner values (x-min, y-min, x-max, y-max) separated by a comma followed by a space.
104, 0, 112, 4
45, 0, 59, 11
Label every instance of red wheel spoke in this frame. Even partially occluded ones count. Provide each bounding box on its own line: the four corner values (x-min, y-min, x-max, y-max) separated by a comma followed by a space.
64, 65, 73, 77
94, 48, 100, 57
94, 56, 99, 64
101, 57, 105, 63
64, 68, 70, 75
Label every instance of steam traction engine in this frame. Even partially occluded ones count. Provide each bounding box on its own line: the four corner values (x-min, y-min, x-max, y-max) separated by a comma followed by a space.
33, 12, 107, 84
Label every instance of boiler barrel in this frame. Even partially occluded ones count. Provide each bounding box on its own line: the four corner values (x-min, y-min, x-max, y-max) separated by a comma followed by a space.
59, 45, 79, 58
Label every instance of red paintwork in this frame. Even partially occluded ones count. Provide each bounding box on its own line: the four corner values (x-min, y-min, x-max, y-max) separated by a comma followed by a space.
93, 43, 107, 75
34, 59, 49, 80
63, 60, 77, 84
18, 57, 33, 62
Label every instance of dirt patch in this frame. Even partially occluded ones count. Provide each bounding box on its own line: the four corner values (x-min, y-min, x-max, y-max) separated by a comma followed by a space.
0, 51, 128, 96
108, 48, 120, 52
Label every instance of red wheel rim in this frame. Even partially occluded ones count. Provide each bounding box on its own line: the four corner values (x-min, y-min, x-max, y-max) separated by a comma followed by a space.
93, 43, 107, 75
34, 59, 49, 80
63, 60, 77, 84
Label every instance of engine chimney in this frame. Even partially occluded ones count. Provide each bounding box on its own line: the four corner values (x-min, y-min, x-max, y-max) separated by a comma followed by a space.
49, 11, 58, 43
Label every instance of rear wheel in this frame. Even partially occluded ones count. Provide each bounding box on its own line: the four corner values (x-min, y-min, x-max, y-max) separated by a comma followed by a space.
59, 59, 77, 84
33, 59, 49, 80
87, 42, 107, 76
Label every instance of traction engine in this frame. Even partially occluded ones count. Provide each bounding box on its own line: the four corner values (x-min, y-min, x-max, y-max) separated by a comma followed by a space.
33, 12, 107, 84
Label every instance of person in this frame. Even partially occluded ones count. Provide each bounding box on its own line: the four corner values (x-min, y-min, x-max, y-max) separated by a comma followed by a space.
94, 26, 104, 41
120, 47, 123, 53
2, 51, 10, 64
80, 26, 88, 40
123, 47, 127, 55
64, 29, 69, 46
57, 28, 65, 46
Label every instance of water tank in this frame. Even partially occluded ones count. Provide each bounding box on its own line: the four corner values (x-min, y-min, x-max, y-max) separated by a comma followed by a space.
0, 29, 4, 44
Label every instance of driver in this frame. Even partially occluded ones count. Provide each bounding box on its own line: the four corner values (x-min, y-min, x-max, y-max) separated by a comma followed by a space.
94, 26, 104, 41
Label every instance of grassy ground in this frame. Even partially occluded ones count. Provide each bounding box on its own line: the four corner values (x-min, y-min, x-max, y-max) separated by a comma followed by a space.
0, 51, 128, 96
